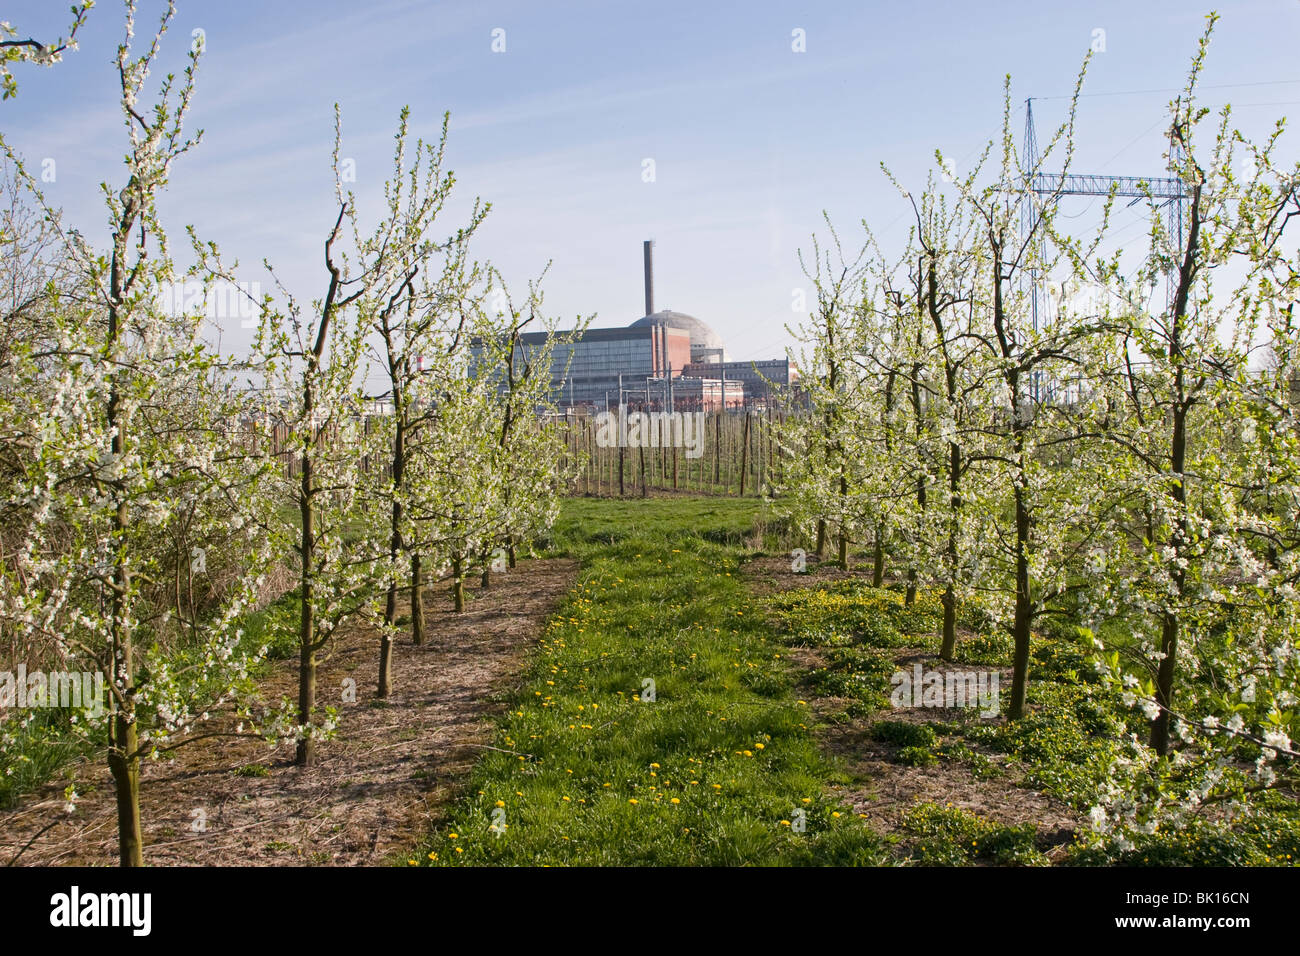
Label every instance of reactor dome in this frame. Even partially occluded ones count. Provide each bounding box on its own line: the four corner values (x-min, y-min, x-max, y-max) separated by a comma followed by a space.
630, 310, 725, 362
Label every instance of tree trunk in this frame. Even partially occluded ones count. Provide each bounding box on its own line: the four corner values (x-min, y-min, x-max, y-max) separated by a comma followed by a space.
452, 552, 465, 612
296, 639, 317, 766
378, 626, 394, 698
713, 412, 721, 487
296, 407, 317, 766
379, 524, 398, 699
107, 716, 143, 867
940, 585, 957, 662
1151, 403, 1188, 754
1150, 186, 1199, 756
940, 441, 961, 661
872, 520, 885, 588
106, 275, 144, 864
739, 411, 750, 496
410, 552, 425, 646
639, 442, 647, 498
1007, 457, 1033, 721
380, 414, 406, 697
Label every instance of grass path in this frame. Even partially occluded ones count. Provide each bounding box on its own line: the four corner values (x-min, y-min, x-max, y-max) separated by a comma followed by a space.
413, 497, 888, 866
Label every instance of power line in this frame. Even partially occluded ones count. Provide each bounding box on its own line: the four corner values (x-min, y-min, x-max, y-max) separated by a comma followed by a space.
1034, 78, 1300, 101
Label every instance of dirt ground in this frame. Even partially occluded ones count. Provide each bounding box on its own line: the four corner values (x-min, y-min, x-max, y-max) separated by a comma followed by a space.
743, 551, 1082, 860
1, 557, 577, 867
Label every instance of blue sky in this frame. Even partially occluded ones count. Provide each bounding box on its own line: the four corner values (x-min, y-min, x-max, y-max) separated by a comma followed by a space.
5, 0, 1299, 385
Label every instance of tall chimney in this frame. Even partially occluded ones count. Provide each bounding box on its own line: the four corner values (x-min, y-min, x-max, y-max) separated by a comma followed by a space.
643, 239, 655, 317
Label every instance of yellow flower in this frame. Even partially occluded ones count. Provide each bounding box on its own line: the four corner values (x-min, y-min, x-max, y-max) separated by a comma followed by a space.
670, 798, 680, 805
650, 763, 660, 769
754, 743, 765, 750
562, 796, 571, 802
427, 852, 438, 860
780, 820, 791, 827
494, 800, 505, 808
831, 812, 841, 818
628, 798, 639, 805
448, 833, 458, 839
408, 859, 417, 865
455, 847, 463, 853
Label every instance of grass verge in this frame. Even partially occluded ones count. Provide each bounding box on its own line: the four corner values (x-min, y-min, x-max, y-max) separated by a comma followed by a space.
411, 496, 889, 866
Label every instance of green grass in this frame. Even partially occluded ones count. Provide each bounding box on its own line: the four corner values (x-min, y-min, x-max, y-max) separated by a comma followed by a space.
409, 496, 889, 866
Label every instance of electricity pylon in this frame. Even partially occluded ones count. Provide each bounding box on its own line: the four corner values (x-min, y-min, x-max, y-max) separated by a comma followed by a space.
1020, 97, 1188, 400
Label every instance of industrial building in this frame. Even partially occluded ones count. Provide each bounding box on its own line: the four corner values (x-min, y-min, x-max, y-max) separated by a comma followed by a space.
505, 240, 799, 412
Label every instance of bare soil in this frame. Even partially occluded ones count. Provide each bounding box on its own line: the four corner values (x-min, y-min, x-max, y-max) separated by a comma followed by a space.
1, 557, 577, 867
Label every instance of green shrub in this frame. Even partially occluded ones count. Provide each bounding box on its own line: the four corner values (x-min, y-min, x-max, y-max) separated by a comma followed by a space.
1069, 813, 1300, 867
904, 803, 1047, 866
871, 720, 938, 749
239, 589, 301, 663
897, 745, 938, 767
953, 632, 1012, 665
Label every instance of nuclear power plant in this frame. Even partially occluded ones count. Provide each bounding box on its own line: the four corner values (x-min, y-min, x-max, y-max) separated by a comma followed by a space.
511, 240, 798, 412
